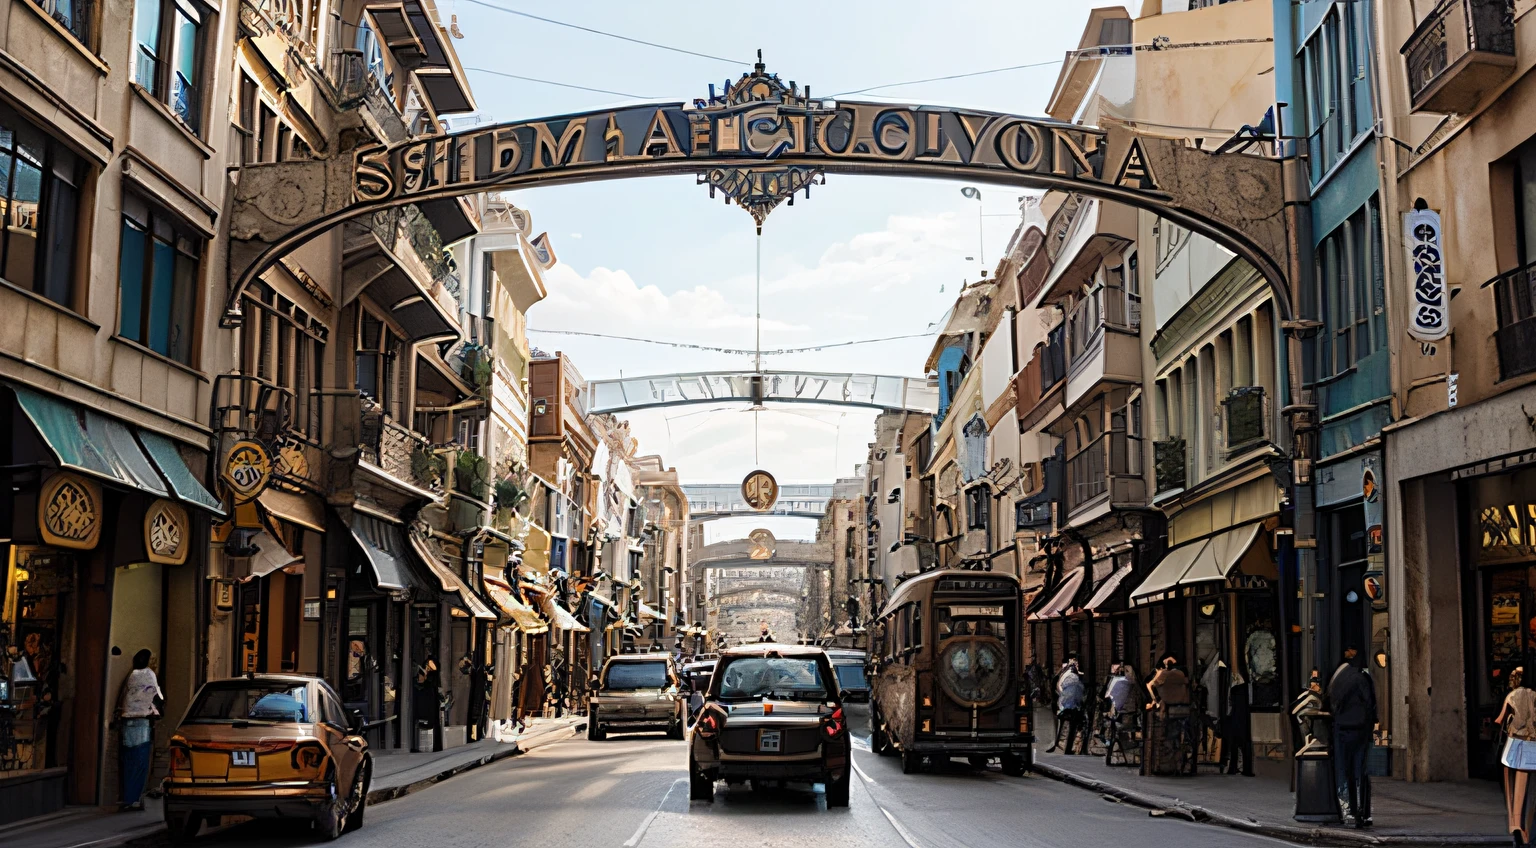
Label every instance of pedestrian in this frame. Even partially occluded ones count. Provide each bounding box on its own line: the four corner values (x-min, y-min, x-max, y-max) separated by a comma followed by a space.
1148, 654, 1194, 775
1326, 644, 1377, 829
1223, 670, 1255, 776
1497, 664, 1536, 847
1049, 656, 1087, 755
1104, 663, 1135, 717
114, 649, 162, 812
414, 658, 442, 750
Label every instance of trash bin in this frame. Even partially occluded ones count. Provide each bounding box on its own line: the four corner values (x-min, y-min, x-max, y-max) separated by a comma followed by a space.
1292, 688, 1341, 823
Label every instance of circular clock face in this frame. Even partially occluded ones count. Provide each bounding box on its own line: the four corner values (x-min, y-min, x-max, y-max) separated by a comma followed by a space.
938, 638, 1008, 707
741, 470, 779, 511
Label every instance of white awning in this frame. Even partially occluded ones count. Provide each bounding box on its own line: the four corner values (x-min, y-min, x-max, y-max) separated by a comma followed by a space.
409, 535, 496, 620
242, 531, 301, 581
541, 596, 590, 632
637, 601, 664, 623
1130, 539, 1209, 607
1027, 569, 1084, 621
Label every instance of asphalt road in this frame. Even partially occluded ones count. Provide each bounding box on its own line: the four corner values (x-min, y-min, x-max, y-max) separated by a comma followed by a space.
184, 719, 1302, 848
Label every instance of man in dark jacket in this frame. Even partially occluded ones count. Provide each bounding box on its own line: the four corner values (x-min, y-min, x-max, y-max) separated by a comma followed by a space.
1326, 645, 1378, 828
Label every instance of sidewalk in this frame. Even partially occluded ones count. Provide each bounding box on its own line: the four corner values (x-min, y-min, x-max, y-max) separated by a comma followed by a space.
1032, 744, 1508, 847
1, 715, 586, 848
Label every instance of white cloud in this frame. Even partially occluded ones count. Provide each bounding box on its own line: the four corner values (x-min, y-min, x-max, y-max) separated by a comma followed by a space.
568, 233, 582, 239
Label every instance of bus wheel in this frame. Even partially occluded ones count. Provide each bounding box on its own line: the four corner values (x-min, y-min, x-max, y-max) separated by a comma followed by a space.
1001, 754, 1027, 777
901, 750, 922, 775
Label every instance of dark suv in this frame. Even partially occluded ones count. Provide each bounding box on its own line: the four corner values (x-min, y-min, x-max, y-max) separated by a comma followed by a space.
588, 653, 685, 740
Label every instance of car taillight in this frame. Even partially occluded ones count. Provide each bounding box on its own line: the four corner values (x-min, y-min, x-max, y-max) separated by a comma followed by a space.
696, 712, 720, 739
291, 742, 327, 773
169, 743, 191, 774
822, 707, 845, 740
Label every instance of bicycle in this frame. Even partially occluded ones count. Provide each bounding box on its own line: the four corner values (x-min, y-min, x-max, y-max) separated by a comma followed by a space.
1160, 709, 1198, 776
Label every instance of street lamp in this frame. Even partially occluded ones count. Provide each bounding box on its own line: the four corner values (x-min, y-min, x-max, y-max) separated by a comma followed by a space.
960, 186, 983, 266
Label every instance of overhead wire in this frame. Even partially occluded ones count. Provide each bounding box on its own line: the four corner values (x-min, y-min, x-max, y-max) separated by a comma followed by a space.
457, 0, 751, 65
462, 67, 651, 99
525, 328, 937, 355
829, 60, 1064, 97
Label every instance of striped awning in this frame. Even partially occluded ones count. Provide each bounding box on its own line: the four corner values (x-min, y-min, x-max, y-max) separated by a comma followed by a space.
483, 576, 548, 634
1027, 569, 1084, 621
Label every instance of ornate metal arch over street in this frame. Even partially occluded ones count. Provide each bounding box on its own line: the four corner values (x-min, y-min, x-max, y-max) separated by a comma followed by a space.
225, 55, 1292, 326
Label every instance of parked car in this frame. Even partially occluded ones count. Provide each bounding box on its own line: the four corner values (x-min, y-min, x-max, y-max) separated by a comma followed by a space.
587, 653, 685, 740
161, 674, 371, 841
688, 644, 851, 806
824, 649, 871, 703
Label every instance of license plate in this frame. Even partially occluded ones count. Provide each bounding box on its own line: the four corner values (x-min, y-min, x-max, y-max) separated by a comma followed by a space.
758, 730, 781, 753
231, 750, 255, 767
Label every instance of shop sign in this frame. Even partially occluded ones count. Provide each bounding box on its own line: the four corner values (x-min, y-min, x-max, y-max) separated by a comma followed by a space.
1403, 207, 1449, 342
748, 528, 776, 560
38, 471, 102, 549
741, 469, 779, 511
1363, 571, 1386, 609
221, 440, 272, 502
1227, 574, 1271, 591
143, 499, 190, 565
1362, 460, 1383, 554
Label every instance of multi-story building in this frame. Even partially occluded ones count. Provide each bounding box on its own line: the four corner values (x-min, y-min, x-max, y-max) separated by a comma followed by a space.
1376, 0, 1536, 782
635, 455, 689, 648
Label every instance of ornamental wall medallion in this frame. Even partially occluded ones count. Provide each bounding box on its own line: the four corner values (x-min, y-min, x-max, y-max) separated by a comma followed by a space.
38, 472, 103, 550
144, 500, 191, 565
222, 439, 273, 502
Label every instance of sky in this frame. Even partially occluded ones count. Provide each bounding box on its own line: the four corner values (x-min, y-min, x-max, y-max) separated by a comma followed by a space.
445, 0, 1113, 489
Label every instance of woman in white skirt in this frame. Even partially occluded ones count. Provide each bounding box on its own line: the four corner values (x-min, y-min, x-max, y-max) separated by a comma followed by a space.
1497, 667, 1536, 847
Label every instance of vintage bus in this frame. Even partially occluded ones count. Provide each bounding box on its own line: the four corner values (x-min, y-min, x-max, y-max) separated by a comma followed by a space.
868, 568, 1032, 774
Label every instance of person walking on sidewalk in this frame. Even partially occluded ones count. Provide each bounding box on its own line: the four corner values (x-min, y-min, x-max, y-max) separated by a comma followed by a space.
114, 649, 162, 811
1222, 671, 1255, 776
1149, 655, 1194, 775
1049, 657, 1087, 755
1497, 664, 1536, 847
1327, 645, 1377, 829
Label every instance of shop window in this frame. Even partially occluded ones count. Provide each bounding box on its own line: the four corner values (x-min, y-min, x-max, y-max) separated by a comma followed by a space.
0, 105, 83, 308
132, 0, 209, 132
118, 193, 201, 365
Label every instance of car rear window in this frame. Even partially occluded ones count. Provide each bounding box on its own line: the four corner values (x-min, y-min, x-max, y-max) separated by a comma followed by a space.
187, 682, 309, 723
717, 657, 828, 701
604, 661, 668, 690
834, 664, 868, 690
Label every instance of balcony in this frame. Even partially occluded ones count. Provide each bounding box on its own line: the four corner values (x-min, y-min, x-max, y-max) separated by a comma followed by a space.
1065, 429, 1144, 518
360, 406, 440, 492
1015, 326, 1066, 431
1402, 0, 1515, 114
213, 373, 324, 484
1154, 438, 1186, 494
1489, 261, 1536, 381
1061, 286, 1142, 412
1222, 386, 1271, 454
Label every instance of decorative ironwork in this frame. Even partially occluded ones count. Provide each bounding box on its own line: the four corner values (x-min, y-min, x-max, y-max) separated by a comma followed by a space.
1154, 438, 1186, 493
699, 166, 823, 233
1222, 386, 1270, 453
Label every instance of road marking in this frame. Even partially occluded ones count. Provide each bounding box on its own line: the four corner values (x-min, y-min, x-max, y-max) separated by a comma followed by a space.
851, 756, 923, 848
622, 777, 684, 848
850, 757, 877, 785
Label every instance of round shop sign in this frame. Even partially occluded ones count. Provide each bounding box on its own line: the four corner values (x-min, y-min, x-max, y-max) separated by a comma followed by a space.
741, 469, 779, 511
38, 471, 102, 550
144, 499, 190, 565
1364, 573, 1385, 603
748, 528, 776, 560
221, 440, 272, 502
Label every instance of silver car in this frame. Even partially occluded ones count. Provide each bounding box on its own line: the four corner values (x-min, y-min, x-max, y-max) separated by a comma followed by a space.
688, 644, 851, 806
587, 653, 685, 740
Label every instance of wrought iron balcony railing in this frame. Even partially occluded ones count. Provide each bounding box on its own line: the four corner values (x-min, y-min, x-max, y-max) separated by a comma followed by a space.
1154, 437, 1186, 494
1488, 260, 1536, 381
1222, 386, 1271, 454
1402, 0, 1515, 114
360, 406, 440, 491
1066, 430, 1141, 513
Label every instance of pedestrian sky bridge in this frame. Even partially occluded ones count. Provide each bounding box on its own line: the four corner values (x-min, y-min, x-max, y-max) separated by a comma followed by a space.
586, 371, 937, 416
682, 483, 832, 522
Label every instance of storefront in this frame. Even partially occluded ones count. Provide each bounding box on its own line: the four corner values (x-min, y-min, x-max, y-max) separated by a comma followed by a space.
1130, 475, 1287, 764
1460, 464, 1536, 777
0, 385, 220, 822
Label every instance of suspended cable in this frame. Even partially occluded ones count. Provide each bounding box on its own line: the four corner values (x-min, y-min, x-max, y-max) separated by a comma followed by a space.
524, 328, 937, 355
463, 67, 651, 99
457, 0, 750, 65
830, 60, 1062, 97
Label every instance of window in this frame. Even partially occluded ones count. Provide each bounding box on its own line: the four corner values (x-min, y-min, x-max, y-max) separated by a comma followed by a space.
1313, 198, 1384, 378
118, 194, 201, 365
356, 19, 390, 92
0, 105, 83, 308
242, 282, 327, 439
33, 0, 91, 46
1300, 2, 1373, 181
355, 308, 406, 419
133, 0, 208, 131
965, 485, 990, 531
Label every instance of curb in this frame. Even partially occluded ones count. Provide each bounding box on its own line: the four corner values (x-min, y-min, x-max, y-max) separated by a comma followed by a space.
1030, 761, 1507, 848
366, 719, 586, 805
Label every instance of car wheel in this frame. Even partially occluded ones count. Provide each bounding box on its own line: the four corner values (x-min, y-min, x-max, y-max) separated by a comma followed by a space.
343, 758, 371, 833
901, 749, 922, 775
1001, 753, 1027, 777
164, 810, 201, 844
688, 755, 714, 802
586, 711, 600, 741
314, 772, 348, 840
824, 771, 851, 808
